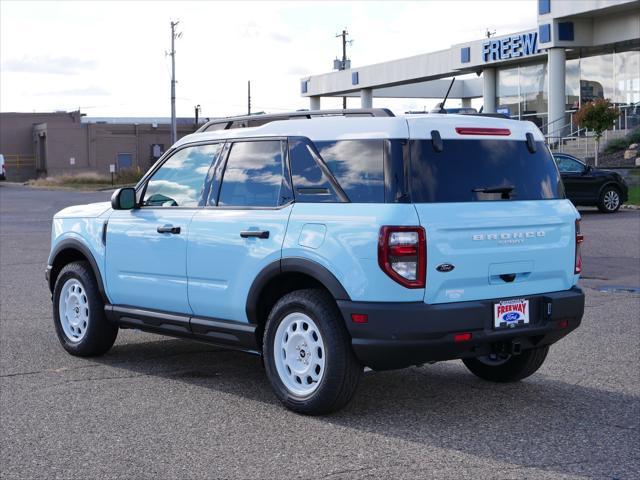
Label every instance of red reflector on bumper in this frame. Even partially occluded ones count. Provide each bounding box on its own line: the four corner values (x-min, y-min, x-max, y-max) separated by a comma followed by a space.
558, 319, 569, 329
454, 332, 472, 342
351, 313, 368, 324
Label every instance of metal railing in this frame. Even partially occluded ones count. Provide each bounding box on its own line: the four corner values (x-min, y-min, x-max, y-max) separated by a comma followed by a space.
3, 154, 36, 169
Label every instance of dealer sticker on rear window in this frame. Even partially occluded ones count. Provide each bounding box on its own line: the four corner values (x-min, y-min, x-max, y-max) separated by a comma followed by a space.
494, 298, 529, 329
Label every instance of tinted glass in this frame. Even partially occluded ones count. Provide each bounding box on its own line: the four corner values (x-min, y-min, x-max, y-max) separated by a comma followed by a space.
315, 140, 385, 203
218, 141, 284, 207
289, 139, 338, 202
410, 139, 563, 203
143, 144, 222, 207
555, 155, 584, 173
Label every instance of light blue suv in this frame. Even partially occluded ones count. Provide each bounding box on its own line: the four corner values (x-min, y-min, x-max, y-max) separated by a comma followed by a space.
47, 111, 585, 414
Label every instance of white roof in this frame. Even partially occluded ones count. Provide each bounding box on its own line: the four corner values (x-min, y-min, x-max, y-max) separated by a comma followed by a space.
175, 114, 544, 148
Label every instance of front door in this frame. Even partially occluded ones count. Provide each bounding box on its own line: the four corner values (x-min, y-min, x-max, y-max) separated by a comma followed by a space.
106, 143, 223, 314
555, 154, 592, 202
187, 139, 293, 323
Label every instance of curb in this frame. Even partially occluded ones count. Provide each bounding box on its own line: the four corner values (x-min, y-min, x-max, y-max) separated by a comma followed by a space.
622, 204, 639, 210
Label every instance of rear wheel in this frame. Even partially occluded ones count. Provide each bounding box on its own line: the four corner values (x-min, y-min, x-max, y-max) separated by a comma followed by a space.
597, 186, 621, 213
263, 289, 362, 415
53, 261, 118, 356
462, 346, 549, 383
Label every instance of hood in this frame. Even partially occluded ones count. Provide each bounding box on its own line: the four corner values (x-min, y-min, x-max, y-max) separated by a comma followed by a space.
54, 201, 112, 219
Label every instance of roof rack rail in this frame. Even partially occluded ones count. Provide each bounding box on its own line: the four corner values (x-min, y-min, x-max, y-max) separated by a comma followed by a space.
196, 108, 395, 133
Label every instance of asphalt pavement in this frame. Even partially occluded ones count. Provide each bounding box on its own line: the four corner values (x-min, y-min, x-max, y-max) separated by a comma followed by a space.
1, 183, 639, 479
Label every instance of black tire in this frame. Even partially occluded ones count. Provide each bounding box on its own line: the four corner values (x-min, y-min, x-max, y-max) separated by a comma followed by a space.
462, 346, 549, 383
52, 261, 118, 356
597, 186, 622, 213
263, 289, 362, 415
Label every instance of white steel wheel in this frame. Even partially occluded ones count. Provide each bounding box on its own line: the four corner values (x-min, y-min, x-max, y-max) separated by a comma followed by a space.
274, 312, 326, 397
603, 189, 620, 211
58, 278, 90, 342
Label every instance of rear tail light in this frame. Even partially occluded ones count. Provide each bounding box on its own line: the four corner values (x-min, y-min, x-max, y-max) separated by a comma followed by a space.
378, 226, 426, 288
575, 219, 584, 274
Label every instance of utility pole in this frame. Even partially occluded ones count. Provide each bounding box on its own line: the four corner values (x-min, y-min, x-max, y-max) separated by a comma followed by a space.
194, 104, 201, 131
247, 80, 251, 115
335, 29, 352, 109
169, 20, 182, 144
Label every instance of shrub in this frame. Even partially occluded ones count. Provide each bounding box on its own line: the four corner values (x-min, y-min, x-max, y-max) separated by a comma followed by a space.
604, 127, 640, 154
604, 137, 630, 154
117, 166, 144, 185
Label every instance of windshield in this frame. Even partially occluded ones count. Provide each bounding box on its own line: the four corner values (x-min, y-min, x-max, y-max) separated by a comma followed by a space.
409, 139, 564, 203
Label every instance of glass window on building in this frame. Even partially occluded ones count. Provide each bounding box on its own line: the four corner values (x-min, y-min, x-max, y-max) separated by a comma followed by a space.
614, 49, 640, 129
580, 51, 614, 104
520, 63, 548, 128
497, 67, 520, 119
566, 58, 581, 111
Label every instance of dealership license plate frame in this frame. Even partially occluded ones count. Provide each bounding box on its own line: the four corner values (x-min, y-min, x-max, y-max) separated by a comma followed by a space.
493, 298, 530, 329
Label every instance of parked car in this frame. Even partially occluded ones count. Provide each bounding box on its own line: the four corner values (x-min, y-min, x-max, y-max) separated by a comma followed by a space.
47, 112, 585, 415
553, 152, 628, 213
0, 154, 6, 181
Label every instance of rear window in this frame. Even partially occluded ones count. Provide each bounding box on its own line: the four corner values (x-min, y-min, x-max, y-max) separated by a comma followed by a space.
315, 140, 385, 203
409, 139, 564, 203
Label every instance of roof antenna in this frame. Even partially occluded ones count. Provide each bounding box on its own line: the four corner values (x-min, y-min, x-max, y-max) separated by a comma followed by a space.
433, 77, 456, 114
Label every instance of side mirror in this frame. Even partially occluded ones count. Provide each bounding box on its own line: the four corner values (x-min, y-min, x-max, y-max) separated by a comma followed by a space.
111, 187, 137, 210
584, 165, 592, 174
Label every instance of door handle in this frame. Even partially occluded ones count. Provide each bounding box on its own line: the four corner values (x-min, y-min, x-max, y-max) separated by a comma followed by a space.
240, 230, 269, 239
157, 225, 181, 234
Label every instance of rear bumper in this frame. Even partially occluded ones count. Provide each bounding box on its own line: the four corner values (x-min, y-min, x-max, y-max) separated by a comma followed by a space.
338, 287, 584, 370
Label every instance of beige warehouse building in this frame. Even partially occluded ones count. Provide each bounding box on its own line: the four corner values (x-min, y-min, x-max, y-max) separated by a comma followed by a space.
0, 111, 199, 181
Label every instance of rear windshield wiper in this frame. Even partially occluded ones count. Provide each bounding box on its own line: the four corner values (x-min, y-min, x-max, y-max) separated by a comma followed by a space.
472, 186, 515, 199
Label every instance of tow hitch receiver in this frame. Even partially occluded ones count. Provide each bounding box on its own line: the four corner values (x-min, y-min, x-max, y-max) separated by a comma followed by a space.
494, 340, 522, 356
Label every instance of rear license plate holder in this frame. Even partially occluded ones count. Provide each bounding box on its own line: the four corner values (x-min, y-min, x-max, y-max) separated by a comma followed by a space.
493, 298, 530, 329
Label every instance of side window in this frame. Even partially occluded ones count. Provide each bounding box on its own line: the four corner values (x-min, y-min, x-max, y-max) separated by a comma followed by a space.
315, 140, 385, 203
555, 155, 584, 173
218, 141, 284, 207
143, 143, 222, 207
289, 139, 338, 202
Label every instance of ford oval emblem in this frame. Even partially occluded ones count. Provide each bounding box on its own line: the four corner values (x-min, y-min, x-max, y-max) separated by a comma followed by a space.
436, 263, 455, 273
504, 312, 520, 322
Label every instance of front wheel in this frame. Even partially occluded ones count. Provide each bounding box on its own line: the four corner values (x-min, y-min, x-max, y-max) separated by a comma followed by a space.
53, 261, 118, 356
263, 289, 362, 415
597, 186, 621, 213
462, 346, 549, 383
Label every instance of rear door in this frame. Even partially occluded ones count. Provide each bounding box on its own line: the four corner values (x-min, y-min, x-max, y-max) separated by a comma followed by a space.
407, 133, 578, 305
187, 139, 293, 324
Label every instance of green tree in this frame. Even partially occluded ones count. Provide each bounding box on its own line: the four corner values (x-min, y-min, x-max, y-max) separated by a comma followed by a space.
573, 99, 620, 165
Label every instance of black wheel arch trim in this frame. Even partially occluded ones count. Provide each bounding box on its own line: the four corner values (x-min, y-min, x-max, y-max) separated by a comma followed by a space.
48, 238, 108, 302
245, 257, 351, 324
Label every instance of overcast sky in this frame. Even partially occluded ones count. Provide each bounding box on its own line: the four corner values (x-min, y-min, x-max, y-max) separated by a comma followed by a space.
1, 0, 536, 118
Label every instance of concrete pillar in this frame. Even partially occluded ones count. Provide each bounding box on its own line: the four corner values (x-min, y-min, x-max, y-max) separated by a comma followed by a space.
548, 48, 567, 141
482, 68, 496, 113
461, 98, 472, 108
309, 96, 321, 111
360, 88, 373, 109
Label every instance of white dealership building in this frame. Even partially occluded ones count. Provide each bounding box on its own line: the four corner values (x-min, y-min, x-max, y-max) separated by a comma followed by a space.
300, 0, 640, 139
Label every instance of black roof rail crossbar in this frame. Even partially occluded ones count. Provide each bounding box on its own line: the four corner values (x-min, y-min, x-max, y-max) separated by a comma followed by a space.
197, 108, 395, 133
